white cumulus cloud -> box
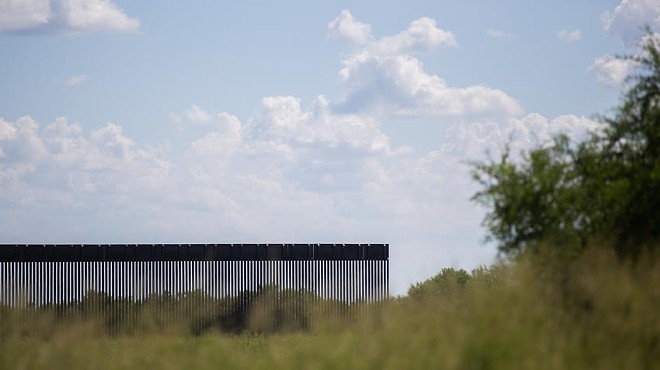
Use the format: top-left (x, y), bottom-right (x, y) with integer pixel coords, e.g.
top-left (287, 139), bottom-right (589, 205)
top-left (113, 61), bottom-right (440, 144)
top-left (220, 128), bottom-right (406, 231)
top-left (368, 17), bottom-right (457, 55)
top-left (0, 0), bottom-right (50, 32)
top-left (334, 53), bottom-right (522, 118)
top-left (557, 29), bottom-right (582, 43)
top-left (328, 11), bottom-right (522, 119)
top-left (184, 104), bottom-right (212, 124)
top-left (487, 28), bottom-right (513, 38)
top-left (588, 33), bottom-right (659, 87)
top-left (0, 0), bottom-right (139, 33)
top-left (64, 74), bottom-right (88, 86)
top-left (601, 0), bottom-right (660, 46)
top-left (589, 55), bottom-right (638, 86)
top-left (326, 9), bottom-right (372, 45)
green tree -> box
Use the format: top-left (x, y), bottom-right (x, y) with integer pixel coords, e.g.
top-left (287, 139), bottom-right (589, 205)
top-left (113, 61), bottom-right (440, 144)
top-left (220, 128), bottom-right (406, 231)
top-left (408, 268), bottom-right (471, 300)
top-left (472, 33), bottom-right (660, 260)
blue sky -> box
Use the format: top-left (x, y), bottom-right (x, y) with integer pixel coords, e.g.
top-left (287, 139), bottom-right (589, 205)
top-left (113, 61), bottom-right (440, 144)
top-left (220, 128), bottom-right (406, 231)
top-left (1, 0), bottom-right (659, 293)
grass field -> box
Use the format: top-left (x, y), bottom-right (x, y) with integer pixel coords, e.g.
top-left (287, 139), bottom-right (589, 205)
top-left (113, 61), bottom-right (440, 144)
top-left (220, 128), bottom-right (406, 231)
top-left (1, 249), bottom-right (658, 370)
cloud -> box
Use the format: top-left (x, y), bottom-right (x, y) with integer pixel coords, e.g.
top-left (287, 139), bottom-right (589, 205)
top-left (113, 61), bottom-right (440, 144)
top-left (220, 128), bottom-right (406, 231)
top-left (185, 105), bottom-right (212, 124)
top-left (327, 10), bottom-right (456, 54)
top-left (487, 28), bottom-right (513, 38)
top-left (557, 29), bottom-right (582, 43)
top-left (0, 116), bottom-right (166, 209)
top-left (169, 104), bottom-right (215, 126)
top-left (334, 53), bottom-right (522, 118)
top-left (589, 55), bottom-right (638, 86)
top-left (0, 0), bottom-right (139, 33)
top-left (328, 11), bottom-right (522, 119)
top-left (64, 74), bottom-right (88, 86)
top-left (57, 0), bottom-right (139, 32)
top-left (0, 0), bottom-right (50, 32)
top-left (244, 95), bottom-right (390, 154)
top-left (588, 33), bottom-right (659, 87)
top-left (326, 9), bottom-right (372, 45)
top-left (601, 0), bottom-right (660, 46)
top-left (445, 114), bottom-right (604, 161)
top-left (368, 17), bottom-right (457, 55)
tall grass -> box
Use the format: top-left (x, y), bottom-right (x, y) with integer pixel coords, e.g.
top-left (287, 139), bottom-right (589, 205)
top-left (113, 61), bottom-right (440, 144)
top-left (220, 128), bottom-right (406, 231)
top-left (1, 248), bottom-right (658, 370)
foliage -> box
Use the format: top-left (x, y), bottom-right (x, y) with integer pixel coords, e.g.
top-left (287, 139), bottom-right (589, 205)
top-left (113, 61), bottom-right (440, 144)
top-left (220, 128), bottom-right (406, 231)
top-left (1, 249), bottom-right (658, 370)
top-left (407, 267), bottom-right (470, 299)
top-left (407, 266), bottom-right (502, 300)
top-left (0, 285), bottom-right (356, 337)
top-left (472, 34), bottom-right (660, 260)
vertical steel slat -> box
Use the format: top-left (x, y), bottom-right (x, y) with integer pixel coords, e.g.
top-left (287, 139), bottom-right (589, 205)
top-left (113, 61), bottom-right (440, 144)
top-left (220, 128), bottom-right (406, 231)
top-left (243, 259), bottom-right (247, 321)
top-left (16, 261), bottom-right (21, 327)
top-left (222, 260), bottom-right (226, 318)
top-left (3, 261), bottom-right (6, 309)
top-left (212, 259), bottom-right (216, 323)
top-left (12, 261), bottom-right (16, 323)
top-left (8, 261), bottom-right (11, 312)
top-left (236, 260), bottom-right (245, 322)
top-left (161, 258), bottom-right (165, 332)
top-left (325, 259), bottom-right (330, 321)
top-left (292, 259), bottom-right (296, 324)
top-left (155, 258), bottom-right (158, 334)
top-left (111, 260), bottom-right (115, 333)
top-left (237, 259), bottom-right (241, 320)
top-left (123, 260), bottom-right (127, 331)
top-left (180, 259), bottom-right (184, 326)
top-left (349, 260), bottom-right (353, 323)
top-left (202, 260), bottom-right (206, 326)
top-left (294, 260), bottom-right (298, 324)
top-left (231, 260), bottom-right (235, 323)
top-left (65, 260), bottom-right (70, 319)
top-left (1, 261), bottom-right (4, 310)
top-left (106, 260), bottom-right (110, 333)
top-left (9, 260), bottom-right (12, 309)
top-left (331, 260), bottom-right (335, 320)
top-left (299, 260), bottom-right (303, 324)
top-left (327, 259), bottom-right (331, 323)
top-left (62, 259), bottom-right (66, 319)
top-left (166, 260), bottom-right (170, 328)
top-left (1, 261), bottom-right (4, 309)
top-left (28, 260), bottom-right (33, 314)
top-left (93, 260), bottom-right (97, 333)
top-left (242, 259), bottom-right (246, 320)
top-left (246, 257), bottom-right (249, 321)
top-left (177, 259), bottom-right (181, 326)
top-left (114, 260), bottom-right (118, 331)
top-left (287, 259), bottom-right (292, 326)
top-left (337, 259), bottom-right (341, 321)
top-left (103, 260), bottom-right (107, 330)
top-left (278, 260), bottom-right (283, 328)
top-left (320, 259), bottom-right (325, 324)
top-left (127, 260), bottom-right (131, 333)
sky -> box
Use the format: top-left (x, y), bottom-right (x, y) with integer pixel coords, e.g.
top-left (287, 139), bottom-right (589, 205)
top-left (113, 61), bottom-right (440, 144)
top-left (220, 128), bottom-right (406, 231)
top-left (1, 0), bottom-right (659, 294)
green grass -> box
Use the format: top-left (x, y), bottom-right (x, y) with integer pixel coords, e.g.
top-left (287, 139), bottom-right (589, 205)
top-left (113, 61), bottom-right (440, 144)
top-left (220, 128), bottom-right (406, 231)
top-left (1, 249), bottom-right (659, 370)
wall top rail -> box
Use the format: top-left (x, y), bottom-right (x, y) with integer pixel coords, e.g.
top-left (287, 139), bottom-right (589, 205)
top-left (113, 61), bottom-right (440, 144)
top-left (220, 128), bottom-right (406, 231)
top-left (0, 244), bottom-right (389, 262)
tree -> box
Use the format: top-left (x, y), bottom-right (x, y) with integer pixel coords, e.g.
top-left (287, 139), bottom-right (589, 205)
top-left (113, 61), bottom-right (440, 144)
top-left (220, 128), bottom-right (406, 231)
top-left (472, 33), bottom-right (660, 260)
top-left (408, 268), bottom-right (471, 300)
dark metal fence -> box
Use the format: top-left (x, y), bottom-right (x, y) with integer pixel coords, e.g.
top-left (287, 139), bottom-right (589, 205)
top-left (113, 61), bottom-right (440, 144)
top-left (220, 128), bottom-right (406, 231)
top-left (0, 244), bottom-right (388, 334)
